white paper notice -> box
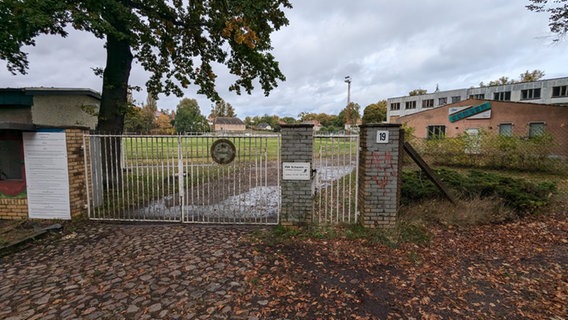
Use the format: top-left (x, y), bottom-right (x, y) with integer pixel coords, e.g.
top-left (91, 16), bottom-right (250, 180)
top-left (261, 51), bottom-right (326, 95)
top-left (23, 130), bottom-right (71, 219)
top-left (282, 162), bottom-right (311, 180)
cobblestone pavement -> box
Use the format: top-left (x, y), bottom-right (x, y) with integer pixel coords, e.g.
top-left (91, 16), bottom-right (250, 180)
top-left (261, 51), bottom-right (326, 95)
top-left (0, 223), bottom-right (268, 319)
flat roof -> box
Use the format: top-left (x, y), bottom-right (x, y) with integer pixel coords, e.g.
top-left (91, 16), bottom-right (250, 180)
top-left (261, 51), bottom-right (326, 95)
top-left (0, 87), bottom-right (101, 106)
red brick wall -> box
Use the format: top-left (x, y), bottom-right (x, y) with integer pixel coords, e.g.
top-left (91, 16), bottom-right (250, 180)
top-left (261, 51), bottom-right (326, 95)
top-left (396, 99), bottom-right (568, 157)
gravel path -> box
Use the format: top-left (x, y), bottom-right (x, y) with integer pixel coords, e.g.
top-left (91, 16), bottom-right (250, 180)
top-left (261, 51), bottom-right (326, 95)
top-left (0, 224), bottom-right (267, 319)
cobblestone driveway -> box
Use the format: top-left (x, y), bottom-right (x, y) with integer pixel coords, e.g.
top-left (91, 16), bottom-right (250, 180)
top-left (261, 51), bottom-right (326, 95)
top-left (0, 224), bottom-right (266, 319)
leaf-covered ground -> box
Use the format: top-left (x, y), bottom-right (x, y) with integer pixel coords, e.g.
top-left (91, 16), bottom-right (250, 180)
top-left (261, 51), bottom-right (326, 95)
top-left (236, 211), bottom-right (567, 319)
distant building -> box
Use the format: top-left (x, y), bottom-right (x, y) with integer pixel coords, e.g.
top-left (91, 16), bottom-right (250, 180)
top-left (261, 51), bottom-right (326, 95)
top-left (212, 117), bottom-right (245, 132)
top-left (302, 120), bottom-right (322, 131)
top-left (256, 122), bottom-right (272, 131)
top-left (395, 98), bottom-right (568, 158)
top-left (387, 77), bottom-right (568, 123)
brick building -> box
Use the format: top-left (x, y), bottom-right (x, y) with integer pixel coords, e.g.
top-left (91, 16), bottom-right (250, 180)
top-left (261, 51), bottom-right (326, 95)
top-left (0, 88), bottom-right (100, 220)
top-left (211, 117), bottom-right (246, 132)
top-left (395, 99), bottom-right (568, 158)
top-left (387, 77), bottom-right (568, 123)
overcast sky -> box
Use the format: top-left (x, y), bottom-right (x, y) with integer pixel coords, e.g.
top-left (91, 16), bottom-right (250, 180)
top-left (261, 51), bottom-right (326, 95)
top-left (1, 0), bottom-right (567, 119)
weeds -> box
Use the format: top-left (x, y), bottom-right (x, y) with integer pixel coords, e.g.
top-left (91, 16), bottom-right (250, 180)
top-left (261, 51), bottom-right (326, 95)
top-left (262, 222), bottom-right (432, 248)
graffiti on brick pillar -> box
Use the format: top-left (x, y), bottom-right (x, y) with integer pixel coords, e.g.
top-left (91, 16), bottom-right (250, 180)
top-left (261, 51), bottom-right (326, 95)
top-left (371, 151), bottom-right (396, 194)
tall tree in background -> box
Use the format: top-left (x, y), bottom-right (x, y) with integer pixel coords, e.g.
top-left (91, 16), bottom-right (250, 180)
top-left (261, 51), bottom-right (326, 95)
top-left (339, 102), bottom-right (361, 127)
top-left (174, 98), bottom-right (209, 133)
top-left (409, 89), bottom-right (428, 96)
top-left (209, 99), bottom-right (236, 118)
top-left (479, 69), bottom-right (546, 86)
top-left (124, 106), bottom-right (152, 133)
top-left (520, 69), bottom-right (545, 82)
top-left (362, 100), bottom-right (387, 124)
top-left (123, 93), bottom-right (157, 133)
top-left (156, 113), bottom-right (174, 134)
top-left (0, 0), bottom-right (292, 133)
top-left (527, 0), bottom-right (568, 41)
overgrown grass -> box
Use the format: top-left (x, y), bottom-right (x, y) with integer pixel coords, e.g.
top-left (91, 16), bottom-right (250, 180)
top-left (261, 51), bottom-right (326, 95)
top-left (258, 222), bottom-right (432, 248)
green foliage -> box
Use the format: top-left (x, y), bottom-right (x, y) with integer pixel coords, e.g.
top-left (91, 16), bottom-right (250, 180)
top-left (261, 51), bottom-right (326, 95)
top-left (479, 69), bottom-right (546, 87)
top-left (401, 169), bottom-right (557, 215)
top-left (1, 0), bottom-right (292, 132)
top-left (209, 99), bottom-right (236, 118)
top-left (362, 100), bottom-right (387, 124)
top-left (408, 88), bottom-right (427, 96)
top-left (298, 112), bottom-right (340, 128)
top-left (338, 102), bottom-right (361, 126)
top-left (415, 130), bottom-right (566, 173)
top-left (173, 98), bottom-right (209, 133)
top-left (519, 69), bottom-right (545, 82)
top-left (264, 223), bottom-right (431, 247)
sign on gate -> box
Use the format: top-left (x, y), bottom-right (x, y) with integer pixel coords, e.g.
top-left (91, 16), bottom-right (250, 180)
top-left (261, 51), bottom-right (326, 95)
top-left (282, 162), bottom-right (311, 180)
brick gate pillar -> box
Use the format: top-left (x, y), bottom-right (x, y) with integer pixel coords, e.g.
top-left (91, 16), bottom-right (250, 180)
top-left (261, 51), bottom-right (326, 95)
top-left (358, 124), bottom-right (404, 228)
top-left (280, 124), bottom-right (314, 225)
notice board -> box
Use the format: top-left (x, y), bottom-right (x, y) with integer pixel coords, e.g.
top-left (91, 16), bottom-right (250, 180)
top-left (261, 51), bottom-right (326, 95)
top-left (23, 130), bottom-right (71, 219)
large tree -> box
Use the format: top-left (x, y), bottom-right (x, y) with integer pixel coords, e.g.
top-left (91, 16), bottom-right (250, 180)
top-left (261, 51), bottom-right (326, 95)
top-left (527, 0), bottom-right (568, 40)
top-left (174, 98), bottom-right (209, 133)
top-left (209, 99), bottom-right (236, 118)
top-left (0, 0), bottom-right (292, 133)
top-left (338, 102), bottom-right (361, 127)
top-left (362, 100), bottom-right (387, 124)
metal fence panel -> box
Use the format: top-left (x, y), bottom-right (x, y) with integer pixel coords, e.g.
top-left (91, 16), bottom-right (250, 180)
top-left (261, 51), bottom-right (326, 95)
top-left (85, 133), bottom-right (280, 224)
top-left (313, 134), bottom-right (359, 224)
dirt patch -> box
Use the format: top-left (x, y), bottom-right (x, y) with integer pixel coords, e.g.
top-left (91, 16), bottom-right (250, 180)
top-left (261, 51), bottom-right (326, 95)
top-left (239, 210), bottom-right (567, 319)
top-left (0, 219), bottom-right (66, 255)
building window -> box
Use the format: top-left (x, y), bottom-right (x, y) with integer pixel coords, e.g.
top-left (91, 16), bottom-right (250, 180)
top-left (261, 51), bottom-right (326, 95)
top-left (451, 96), bottom-right (461, 103)
top-left (405, 101), bottom-right (416, 109)
top-left (552, 85), bottom-right (568, 97)
top-left (528, 122), bottom-right (545, 138)
top-left (469, 94), bottom-right (485, 99)
top-left (427, 125), bottom-right (446, 139)
top-left (494, 91), bottom-right (511, 101)
top-left (521, 88), bottom-right (541, 100)
top-left (499, 123), bottom-right (513, 137)
top-left (0, 131), bottom-right (26, 197)
top-left (0, 132), bottom-right (24, 180)
top-left (390, 102), bottom-right (400, 111)
top-left (422, 99), bottom-right (434, 108)
top-left (438, 97), bottom-right (447, 105)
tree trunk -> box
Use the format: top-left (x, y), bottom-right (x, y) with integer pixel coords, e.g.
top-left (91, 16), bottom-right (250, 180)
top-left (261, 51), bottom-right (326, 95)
top-left (96, 33), bottom-right (133, 188)
top-left (97, 34), bottom-right (133, 133)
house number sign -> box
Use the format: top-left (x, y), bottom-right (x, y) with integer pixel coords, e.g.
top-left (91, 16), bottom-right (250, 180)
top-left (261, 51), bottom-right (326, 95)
top-left (376, 130), bottom-right (389, 144)
top-left (210, 139), bottom-right (236, 164)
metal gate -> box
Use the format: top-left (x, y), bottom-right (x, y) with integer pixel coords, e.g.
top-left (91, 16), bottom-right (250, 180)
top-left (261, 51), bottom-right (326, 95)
top-left (84, 133), bottom-right (280, 224)
top-left (312, 134), bottom-right (359, 224)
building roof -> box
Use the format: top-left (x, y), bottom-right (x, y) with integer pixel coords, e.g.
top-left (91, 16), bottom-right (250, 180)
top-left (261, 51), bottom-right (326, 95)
top-left (256, 122), bottom-right (271, 129)
top-left (0, 88), bottom-right (101, 106)
top-left (213, 117), bottom-right (245, 125)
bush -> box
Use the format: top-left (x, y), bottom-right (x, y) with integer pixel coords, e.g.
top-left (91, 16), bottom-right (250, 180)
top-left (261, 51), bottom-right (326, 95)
top-left (412, 130), bottom-right (567, 174)
top-left (401, 169), bottom-right (557, 215)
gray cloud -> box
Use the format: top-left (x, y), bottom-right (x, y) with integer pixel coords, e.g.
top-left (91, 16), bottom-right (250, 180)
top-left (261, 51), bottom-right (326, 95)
top-left (0, 0), bottom-right (566, 119)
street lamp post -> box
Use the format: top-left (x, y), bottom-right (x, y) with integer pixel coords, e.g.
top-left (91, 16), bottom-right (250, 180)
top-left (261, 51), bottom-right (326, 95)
top-left (344, 76), bottom-right (352, 132)
top-left (345, 76), bottom-right (351, 106)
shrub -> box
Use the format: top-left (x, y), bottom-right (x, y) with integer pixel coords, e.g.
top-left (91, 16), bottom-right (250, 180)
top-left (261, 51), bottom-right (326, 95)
top-left (401, 169), bottom-right (557, 215)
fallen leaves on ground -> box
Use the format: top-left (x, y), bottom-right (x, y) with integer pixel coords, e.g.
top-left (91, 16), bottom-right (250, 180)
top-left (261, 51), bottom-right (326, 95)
top-left (236, 212), bottom-right (567, 319)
